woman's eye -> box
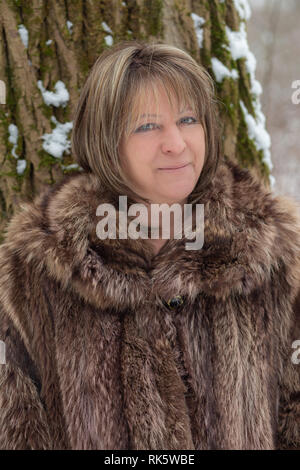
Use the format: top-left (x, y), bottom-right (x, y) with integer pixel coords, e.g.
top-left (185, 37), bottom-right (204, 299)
top-left (135, 117), bottom-right (198, 133)
top-left (135, 123), bottom-right (157, 133)
top-left (181, 116), bottom-right (198, 125)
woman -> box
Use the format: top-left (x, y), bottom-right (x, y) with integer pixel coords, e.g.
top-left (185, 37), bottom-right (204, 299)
top-left (0, 40), bottom-right (299, 450)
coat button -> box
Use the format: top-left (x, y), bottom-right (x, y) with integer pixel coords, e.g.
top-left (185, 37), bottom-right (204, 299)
top-left (164, 295), bottom-right (185, 310)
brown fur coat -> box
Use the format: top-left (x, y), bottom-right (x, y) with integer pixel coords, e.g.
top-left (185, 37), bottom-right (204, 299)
top-left (0, 157), bottom-right (300, 450)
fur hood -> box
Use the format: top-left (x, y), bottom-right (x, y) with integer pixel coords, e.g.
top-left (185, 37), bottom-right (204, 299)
top-left (0, 156), bottom-right (300, 450)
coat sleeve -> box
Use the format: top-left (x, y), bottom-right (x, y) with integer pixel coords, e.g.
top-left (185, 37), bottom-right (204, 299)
top-left (276, 288), bottom-right (300, 450)
top-left (0, 295), bottom-right (54, 450)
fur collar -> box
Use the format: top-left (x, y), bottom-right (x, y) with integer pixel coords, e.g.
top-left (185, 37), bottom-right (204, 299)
top-left (3, 157), bottom-right (300, 312)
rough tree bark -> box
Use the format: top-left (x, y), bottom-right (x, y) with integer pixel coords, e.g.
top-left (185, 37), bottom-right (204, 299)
top-left (0, 0), bottom-right (272, 239)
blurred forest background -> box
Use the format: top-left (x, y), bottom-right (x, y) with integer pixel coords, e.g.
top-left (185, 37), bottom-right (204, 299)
top-left (248, 0), bottom-right (300, 202)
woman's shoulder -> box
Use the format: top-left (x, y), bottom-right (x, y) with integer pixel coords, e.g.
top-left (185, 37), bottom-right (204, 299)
top-left (221, 156), bottom-right (300, 235)
top-left (197, 156), bottom-right (300, 300)
top-left (0, 170), bottom-right (100, 257)
top-left (0, 171), bottom-right (99, 299)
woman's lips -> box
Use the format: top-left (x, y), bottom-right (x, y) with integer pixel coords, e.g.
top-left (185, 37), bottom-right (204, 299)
top-left (158, 163), bottom-right (190, 172)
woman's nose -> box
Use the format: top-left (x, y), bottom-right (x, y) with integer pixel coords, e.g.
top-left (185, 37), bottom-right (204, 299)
top-left (161, 126), bottom-right (187, 154)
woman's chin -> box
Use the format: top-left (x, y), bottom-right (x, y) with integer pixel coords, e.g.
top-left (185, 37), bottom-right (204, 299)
top-left (151, 193), bottom-right (192, 205)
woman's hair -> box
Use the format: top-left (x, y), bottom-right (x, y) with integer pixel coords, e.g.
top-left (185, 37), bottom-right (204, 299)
top-left (71, 40), bottom-right (222, 205)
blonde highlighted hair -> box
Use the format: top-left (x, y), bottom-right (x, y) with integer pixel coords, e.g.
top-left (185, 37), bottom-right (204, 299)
top-left (71, 40), bottom-right (221, 205)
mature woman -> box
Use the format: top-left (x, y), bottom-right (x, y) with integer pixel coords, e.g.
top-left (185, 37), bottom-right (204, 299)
top-left (0, 40), bottom-right (299, 450)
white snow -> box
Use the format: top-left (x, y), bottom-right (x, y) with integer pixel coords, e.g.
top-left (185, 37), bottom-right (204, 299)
top-left (61, 163), bottom-right (81, 171)
top-left (8, 124), bottom-right (27, 174)
top-left (8, 124), bottom-right (18, 145)
top-left (240, 100), bottom-right (272, 171)
top-left (191, 13), bottom-right (205, 49)
top-left (41, 116), bottom-right (73, 159)
top-left (8, 123), bottom-right (19, 158)
top-left (104, 35), bottom-right (113, 46)
top-left (102, 22), bottom-right (113, 34)
top-left (37, 80), bottom-right (69, 108)
top-left (226, 20), bottom-right (273, 182)
top-left (225, 23), bottom-right (261, 96)
top-left (37, 79), bottom-right (73, 161)
top-left (16, 159), bottom-right (26, 175)
top-left (66, 20), bottom-right (73, 34)
top-left (18, 24), bottom-right (28, 49)
top-left (269, 175), bottom-right (276, 189)
top-left (225, 24), bottom-right (249, 61)
top-left (233, 0), bottom-right (251, 21)
top-left (46, 39), bottom-right (52, 45)
top-left (211, 57), bottom-right (239, 83)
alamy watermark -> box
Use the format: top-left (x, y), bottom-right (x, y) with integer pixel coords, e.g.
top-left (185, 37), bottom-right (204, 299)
top-left (291, 339), bottom-right (300, 365)
top-left (291, 80), bottom-right (300, 104)
top-left (0, 79), bottom-right (6, 105)
top-left (0, 340), bottom-right (6, 364)
top-left (95, 196), bottom-right (204, 250)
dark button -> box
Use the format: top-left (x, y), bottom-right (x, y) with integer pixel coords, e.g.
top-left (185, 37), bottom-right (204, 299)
top-left (163, 295), bottom-right (185, 311)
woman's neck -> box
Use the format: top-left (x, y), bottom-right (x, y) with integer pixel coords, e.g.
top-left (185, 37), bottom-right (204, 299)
top-left (142, 198), bottom-right (188, 257)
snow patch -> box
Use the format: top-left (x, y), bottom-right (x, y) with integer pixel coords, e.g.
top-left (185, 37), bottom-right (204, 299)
top-left (66, 20), bottom-right (73, 34)
top-left (225, 23), bottom-right (249, 61)
top-left (16, 159), bottom-right (26, 175)
top-left (226, 21), bottom-right (273, 183)
top-left (18, 24), bottom-right (28, 49)
top-left (8, 124), bottom-right (27, 174)
top-left (225, 23), bottom-right (261, 96)
top-left (232, 0), bottom-right (251, 21)
top-left (211, 57), bottom-right (239, 83)
top-left (61, 163), bottom-right (82, 171)
top-left (8, 123), bottom-right (19, 158)
top-left (191, 13), bottom-right (205, 49)
top-left (269, 174), bottom-right (276, 189)
top-left (104, 35), bottom-right (113, 46)
top-left (240, 100), bottom-right (272, 171)
top-left (41, 116), bottom-right (73, 159)
top-left (102, 22), bottom-right (113, 34)
top-left (37, 80), bottom-right (69, 108)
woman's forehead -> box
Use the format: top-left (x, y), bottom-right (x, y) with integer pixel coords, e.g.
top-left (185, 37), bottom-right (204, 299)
top-left (132, 87), bottom-right (193, 115)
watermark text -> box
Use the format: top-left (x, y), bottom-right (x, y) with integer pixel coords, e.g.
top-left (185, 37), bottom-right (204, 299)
top-left (96, 196), bottom-right (204, 250)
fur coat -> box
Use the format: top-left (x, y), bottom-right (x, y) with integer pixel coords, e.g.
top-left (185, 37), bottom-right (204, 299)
top-left (0, 157), bottom-right (300, 450)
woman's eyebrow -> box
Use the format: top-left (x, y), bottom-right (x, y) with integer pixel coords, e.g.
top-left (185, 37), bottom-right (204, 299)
top-left (140, 108), bottom-right (193, 118)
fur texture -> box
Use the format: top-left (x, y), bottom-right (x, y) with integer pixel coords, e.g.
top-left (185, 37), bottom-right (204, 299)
top-left (0, 156), bottom-right (300, 450)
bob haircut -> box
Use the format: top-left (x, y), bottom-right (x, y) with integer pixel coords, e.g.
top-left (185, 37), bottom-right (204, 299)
top-left (71, 40), bottom-right (221, 205)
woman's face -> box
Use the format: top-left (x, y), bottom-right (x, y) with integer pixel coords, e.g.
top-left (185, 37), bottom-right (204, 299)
top-left (119, 85), bottom-right (206, 205)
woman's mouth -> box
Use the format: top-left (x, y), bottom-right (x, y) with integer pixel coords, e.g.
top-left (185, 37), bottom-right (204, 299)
top-left (158, 163), bottom-right (190, 172)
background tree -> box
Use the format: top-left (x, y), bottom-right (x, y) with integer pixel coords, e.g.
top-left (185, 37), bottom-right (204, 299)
top-left (0, 0), bottom-right (273, 238)
top-left (248, 0), bottom-right (300, 202)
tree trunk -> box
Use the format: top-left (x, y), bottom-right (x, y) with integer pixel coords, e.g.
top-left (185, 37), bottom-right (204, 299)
top-left (0, 0), bottom-right (272, 239)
